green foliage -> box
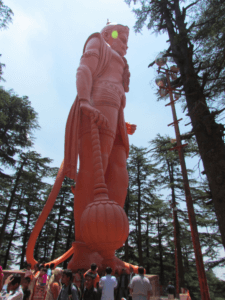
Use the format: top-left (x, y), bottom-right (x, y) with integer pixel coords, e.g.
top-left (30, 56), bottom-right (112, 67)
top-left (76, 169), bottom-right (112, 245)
top-left (0, 54), bottom-right (5, 82)
top-left (193, 0), bottom-right (225, 100)
top-left (0, 150), bottom-right (54, 266)
top-left (206, 269), bottom-right (225, 300)
top-left (0, 1), bottom-right (13, 81)
top-left (124, 4), bottom-right (225, 298)
top-left (119, 140), bottom-right (224, 300)
top-left (0, 0), bottom-right (13, 30)
top-left (0, 88), bottom-right (39, 170)
top-left (31, 176), bottom-right (75, 266)
top-left (0, 89), bottom-right (223, 298)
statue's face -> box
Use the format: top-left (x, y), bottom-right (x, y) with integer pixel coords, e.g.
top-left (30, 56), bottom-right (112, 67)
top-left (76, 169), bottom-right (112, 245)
top-left (102, 27), bottom-right (128, 57)
top-left (111, 31), bottom-right (128, 57)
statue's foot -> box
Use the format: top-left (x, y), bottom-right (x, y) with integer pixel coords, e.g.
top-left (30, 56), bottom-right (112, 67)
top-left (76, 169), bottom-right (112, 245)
top-left (102, 256), bottom-right (139, 274)
top-left (67, 242), bottom-right (103, 271)
top-left (66, 242), bottom-right (139, 274)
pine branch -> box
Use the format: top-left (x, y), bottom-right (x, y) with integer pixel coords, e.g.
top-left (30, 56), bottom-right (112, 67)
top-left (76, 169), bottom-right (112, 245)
top-left (206, 257), bottom-right (225, 269)
top-left (201, 71), bottom-right (209, 90)
top-left (187, 21), bottom-right (195, 32)
top-left (183, 0), bottom-right (200, 13)
top-left (180, 132), bottom-right (195, 140)
top-left (211, 108), bottom-right (225, 118)
top-left (195, 62), bottom-right (202, 75)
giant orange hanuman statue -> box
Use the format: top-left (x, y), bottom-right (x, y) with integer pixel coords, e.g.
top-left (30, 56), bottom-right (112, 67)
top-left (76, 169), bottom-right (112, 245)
top-left (26, 22), bottom-right (137, 273)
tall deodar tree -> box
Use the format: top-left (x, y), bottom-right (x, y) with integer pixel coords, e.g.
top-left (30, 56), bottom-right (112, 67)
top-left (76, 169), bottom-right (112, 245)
top-left (125, 0), bottom-right (225, 250)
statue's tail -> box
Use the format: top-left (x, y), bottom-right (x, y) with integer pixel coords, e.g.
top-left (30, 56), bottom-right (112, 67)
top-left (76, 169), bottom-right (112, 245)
top-left (26, 160), bottom-right (74, 267)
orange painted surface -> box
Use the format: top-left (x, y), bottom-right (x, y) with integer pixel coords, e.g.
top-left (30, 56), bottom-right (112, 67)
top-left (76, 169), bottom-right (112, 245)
top-left (26, 22), bottom-right (137, 273)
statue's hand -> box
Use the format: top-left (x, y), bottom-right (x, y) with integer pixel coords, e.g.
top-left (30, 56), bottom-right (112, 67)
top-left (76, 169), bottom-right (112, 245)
top-left (80, 100), bottom-right (109, 128)
top-left (126, 122), bottom-right (137, 135)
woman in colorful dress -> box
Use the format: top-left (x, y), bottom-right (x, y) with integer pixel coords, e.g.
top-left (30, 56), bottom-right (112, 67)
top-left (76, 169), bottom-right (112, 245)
top-left (32, 266), bottom-right (47, 300)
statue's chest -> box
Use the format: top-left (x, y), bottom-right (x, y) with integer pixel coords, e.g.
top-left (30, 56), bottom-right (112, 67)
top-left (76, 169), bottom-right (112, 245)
top-left (103, 51), bottom-right (125, 80)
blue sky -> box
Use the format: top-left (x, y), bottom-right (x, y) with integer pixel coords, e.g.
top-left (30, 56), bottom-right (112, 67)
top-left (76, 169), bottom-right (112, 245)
top-left (1, 0), bottom-right (224, 280)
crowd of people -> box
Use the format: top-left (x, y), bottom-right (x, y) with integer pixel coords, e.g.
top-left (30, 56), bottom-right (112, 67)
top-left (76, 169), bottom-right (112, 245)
top-left (0, 263), bottom-right (153, 300)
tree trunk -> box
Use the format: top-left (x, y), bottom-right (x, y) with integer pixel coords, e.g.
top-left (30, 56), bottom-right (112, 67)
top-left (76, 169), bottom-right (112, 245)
top-left (44, 230), bottom-right (48, 261)
top-left (20, 213), bottom-right (31, 269)
top-left (166, 0), bottom-right (225, 250)
top-left (158, 216), bottom-right (164, 285)
top-left (3, 202), bottom-right (21, 269)
top-left (163, 4), bottom-right (213, 299)
top-left (34, 228), bottom-right (43, 261)
top-left (124, 188), bottom-right (130, 262)
top-left (174, 213), bottom-right (185, 288)
top-left (166, 159), bottom-right (185, 289)
top-left (184, 244), bottom-right (189, 271)
top-left (146, 214), bottom-right (150, 274)
top-left (51, 191), bottom-right (65, 260)
top-left (183, 52), bottom-right (225, 249)
top-left (137, 160), bottom-right (143, 265)
top-left (0, 156), bottom-right (26, 248)
top-left (63, 211), bottom-right (74, 269)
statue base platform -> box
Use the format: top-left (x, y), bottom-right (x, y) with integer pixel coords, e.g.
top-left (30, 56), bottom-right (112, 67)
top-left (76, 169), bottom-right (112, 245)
top-left (67, 241), bottom-right (139, 273)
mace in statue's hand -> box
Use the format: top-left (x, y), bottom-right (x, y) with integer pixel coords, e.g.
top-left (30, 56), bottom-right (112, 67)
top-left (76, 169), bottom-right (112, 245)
top-left (80, 99), bottom-right (109, 128)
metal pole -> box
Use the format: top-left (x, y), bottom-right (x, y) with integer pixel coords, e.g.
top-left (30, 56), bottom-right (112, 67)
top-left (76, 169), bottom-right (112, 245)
top-left (165, 69), bottom-right (211, 300)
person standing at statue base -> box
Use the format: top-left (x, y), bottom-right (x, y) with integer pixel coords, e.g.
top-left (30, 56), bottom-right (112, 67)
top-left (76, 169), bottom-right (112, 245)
top-left (99, 267), bottom-right (117, 300)
top-left (1, 274), bottom-right (23, 300)
top-left (166, 281), bottom-right (175, 300)
top-left (82, 273), bottom-right (99, 300)
top-left (84, 264), bottom-right (100, 289)
top-left (128, 267), bottom-right (152, 300)
top-left (117, 269), bottom-right (130, 300)
top-left (57, 270), bottom-right (78, 300)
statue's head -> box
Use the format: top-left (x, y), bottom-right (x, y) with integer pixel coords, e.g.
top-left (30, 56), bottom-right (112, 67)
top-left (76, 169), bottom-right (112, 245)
top-left (100, 22), bottom-right (129, 57)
